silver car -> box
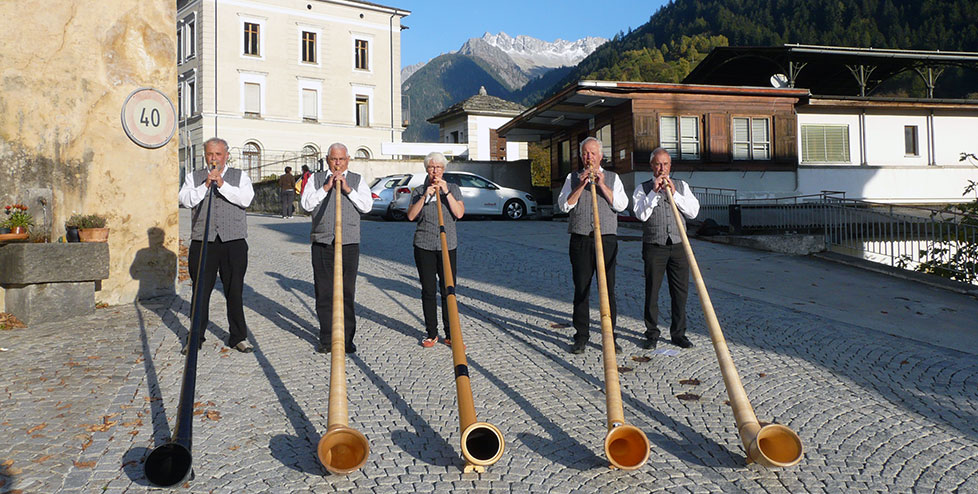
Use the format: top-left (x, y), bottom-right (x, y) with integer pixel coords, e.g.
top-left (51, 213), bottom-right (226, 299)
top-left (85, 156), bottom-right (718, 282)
top-left (369, 174), bottom-right (413, 220)
top-left (391, 171), bottom-right (537, 220)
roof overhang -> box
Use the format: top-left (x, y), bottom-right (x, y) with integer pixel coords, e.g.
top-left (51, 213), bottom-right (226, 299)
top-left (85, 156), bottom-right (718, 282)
top-left (497, 80), bottom-right (809, 142)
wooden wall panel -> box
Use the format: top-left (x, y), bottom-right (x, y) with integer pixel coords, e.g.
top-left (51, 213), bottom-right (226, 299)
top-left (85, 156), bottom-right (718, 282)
top-left (708, 112), bottom-right (730, 162)
top-left (774, 112), bottom-right (797, 163)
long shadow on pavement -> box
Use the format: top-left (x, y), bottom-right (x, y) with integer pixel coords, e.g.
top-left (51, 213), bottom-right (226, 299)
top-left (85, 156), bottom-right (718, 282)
top-left (459, 303), bottom-right (739, 468)
top-left (466, 357), bottom-right (602, 470)
top-left (349, 355), bottom-right (457, 468)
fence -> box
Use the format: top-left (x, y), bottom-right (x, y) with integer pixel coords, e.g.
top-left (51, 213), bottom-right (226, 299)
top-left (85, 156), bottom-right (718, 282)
top-left (690, 188), bottom-right (978, 284)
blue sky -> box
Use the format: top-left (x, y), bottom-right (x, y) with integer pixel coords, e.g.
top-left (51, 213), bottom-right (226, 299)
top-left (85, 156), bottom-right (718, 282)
top-left (395, 1), bottom-right (670, 68)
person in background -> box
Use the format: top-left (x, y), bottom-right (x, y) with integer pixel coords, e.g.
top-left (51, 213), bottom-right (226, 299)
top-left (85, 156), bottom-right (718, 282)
top-left (278, 166), bottom-right (295, 218)
top-left (632, 147), bottom-right (700, 350)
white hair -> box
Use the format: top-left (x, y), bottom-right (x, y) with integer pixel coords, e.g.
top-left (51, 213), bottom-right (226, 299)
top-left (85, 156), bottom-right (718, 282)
top-left (424, 151), bottom-right (447, 168)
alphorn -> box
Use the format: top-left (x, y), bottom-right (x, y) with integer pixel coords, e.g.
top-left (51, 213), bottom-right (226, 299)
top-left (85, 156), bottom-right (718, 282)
top-left (588, 173), bottom-right (651, 470)
top-left (144, 177), bottom-right (218, 487)
top-left (435, 190), bottom-right (505, 473)
top-left (316, 179), bottom-right (370, 474)
top-left (664, 182), bottom-right (802, 467)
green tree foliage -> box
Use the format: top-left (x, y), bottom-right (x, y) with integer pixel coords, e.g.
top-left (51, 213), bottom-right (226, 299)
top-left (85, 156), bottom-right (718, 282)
top-left (898, 176), bottom-right (978, 284)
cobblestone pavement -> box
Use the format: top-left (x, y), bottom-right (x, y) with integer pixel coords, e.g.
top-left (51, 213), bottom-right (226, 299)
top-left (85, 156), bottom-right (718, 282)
top-left (2, 211), bottom-right (977, 493)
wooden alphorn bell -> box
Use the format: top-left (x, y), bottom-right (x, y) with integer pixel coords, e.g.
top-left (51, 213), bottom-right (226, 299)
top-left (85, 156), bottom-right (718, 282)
top-left (435, 189), bottom-right (505, 473)
top-left (588, 171), bottom-right (651, 470)
top-left (663, 182), bottom-right (802, 467)
top-left (316, 179), bottom-right (370, 474)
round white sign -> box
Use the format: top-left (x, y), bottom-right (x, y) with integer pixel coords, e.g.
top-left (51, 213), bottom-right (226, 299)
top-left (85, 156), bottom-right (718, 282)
top-left (121, 87), bottom-right (177, 149)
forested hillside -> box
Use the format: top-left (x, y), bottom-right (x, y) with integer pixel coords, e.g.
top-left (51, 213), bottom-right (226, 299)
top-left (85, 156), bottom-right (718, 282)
top-left (545, 0), bottom-right (978, 103)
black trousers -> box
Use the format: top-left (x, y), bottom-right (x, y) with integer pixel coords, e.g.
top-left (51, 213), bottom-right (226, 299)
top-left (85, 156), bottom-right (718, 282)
top-left (280, 189), bottom-right (295, 217)
top-left (642, 242), bottom-right (689, 341)
top-left (569, 233), bottom-right (617, 343)
top-left (188, 238), bottom-right (249, 347)
top-left (312, 242), bottom-right (359, 347)
top-left (414, 246), bottom-right (457, 339)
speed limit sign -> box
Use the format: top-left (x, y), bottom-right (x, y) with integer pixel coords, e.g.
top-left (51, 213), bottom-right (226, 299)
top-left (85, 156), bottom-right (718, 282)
top-left (121, 87), bottom-right (177, 149)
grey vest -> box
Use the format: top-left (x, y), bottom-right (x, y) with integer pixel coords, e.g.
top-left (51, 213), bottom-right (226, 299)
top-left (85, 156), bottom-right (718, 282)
top-left (190, 168), bottom-right (248, 242)
top-left (640, 178), bottom-right (686, 245)
top-left (568, 170), bottom-right (619, 236)
top-left (310, 171), bottom-right (362, 245)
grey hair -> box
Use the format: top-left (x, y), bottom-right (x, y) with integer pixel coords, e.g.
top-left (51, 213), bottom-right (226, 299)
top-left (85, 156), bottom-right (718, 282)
top-left (650, 147), bottom-right (671, 162)
top-left (579, 136), bottom-right (602, 156)
top-left (204, 137), bottom-right (229, 152)
top-left (424, 151), bottom-right (448, 168)
top-left (327, 142), bottom-right (349, 156)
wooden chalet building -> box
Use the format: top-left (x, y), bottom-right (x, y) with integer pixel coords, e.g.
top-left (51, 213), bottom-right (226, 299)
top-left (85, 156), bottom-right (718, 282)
top-left (500, 45), bottom-right (978, 205)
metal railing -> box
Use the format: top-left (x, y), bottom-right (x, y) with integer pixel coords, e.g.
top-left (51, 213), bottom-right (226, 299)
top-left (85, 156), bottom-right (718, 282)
top-left (691, 187), bottom-right (977, 284)
top-left (823, 198), bottom-right (978, 284)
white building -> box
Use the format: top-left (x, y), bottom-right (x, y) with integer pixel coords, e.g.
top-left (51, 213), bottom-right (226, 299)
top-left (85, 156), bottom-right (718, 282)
top-left (427, 87), bottom-right (528, 161)
top-left (175, 0), bottom-right (409, 180)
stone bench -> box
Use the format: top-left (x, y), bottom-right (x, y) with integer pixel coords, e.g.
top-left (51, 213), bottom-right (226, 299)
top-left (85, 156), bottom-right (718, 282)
top-left (0, 243), bottom-right (110, 325)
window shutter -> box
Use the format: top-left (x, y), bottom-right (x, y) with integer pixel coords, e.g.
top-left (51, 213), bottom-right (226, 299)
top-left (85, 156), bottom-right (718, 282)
top-left (302, 89), bottom-right (316, 119)
top-left (825, 126), bottom-right (849, 162)
top-left (659, 116), bottom-right (678, 157)
top-left (732, 117), bottom-right (749, 160)
top-left (752, 118), bottom-right (770, 160)
top-left (708, 113), bottom-right (730, 162)
top-left (245, 83), bottom-right (260, 114)
top-left (774, 113), bottom-right (797, 163)
top-left (680, 116), bottom-right (699, 160)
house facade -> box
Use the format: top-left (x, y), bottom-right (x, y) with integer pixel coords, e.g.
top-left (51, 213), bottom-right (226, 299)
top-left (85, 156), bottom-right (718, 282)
top-left (500, 46), bottom-right (978, 205)
top-left (176, 0), bottom-right (409, 181)
top-left (427, 87), bottom-right (528, 161)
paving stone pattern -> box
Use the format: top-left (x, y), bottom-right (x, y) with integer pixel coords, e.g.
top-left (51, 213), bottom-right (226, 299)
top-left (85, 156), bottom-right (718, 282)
top-left (1, 212), bottom-right (977, 493)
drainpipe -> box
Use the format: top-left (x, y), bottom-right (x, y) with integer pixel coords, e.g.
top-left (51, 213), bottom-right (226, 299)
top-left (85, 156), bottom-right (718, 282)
top-left (214, 0), bottom-right (218, 136)
top-left (389, 10), bottom-right (398, 146)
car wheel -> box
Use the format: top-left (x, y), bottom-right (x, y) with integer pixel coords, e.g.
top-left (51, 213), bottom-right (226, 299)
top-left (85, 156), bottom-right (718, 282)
top-left (388, 204), bottom-right (407, 221)
top-left (503, 199), bottom-right (526, 220)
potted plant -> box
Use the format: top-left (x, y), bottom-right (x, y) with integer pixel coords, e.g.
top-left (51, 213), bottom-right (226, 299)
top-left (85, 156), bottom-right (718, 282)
top-left (65, 213), bottom-right (83, 242)
top-left (72, 213), bottom-right (109, 242)
top-left (3, 204), bottom-right (34, 235)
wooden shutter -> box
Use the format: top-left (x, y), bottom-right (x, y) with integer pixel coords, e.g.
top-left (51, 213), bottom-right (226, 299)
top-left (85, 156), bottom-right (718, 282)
top-left (633, 114), bottom-right (656, 165)
top-left (774, 113), bottom-right (797, 164)
top-left (708, 113), bottom-right (730, 162)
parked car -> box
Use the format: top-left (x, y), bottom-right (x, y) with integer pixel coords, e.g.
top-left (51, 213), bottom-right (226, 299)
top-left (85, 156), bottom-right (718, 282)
top-left (390, 171), bottom-right (538, 220)
top-left (369, 174), bottom-right (415, 220)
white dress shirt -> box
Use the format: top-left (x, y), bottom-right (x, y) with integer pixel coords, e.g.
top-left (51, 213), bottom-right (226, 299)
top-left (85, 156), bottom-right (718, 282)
top-left (632, 178), bottom-right (700, 221)
top-left (300, 170), bottom-right (373, 213)
top-left (178, 166), bottom-right (255, 209)
top-left (556, 169), bottom-right (629, 213)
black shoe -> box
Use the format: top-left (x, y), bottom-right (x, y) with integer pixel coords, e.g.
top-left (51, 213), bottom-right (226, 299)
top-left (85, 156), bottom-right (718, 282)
top-left (316, 343), bottom-right (329, 354)
top-left (642, 338), bottom-right (658, 350)
top-left (345, 343), bottom-right (357, 354)
top-left (672, 336), bottom-right (694, 348)
top-left (569, 340), bottom-right (586, 354)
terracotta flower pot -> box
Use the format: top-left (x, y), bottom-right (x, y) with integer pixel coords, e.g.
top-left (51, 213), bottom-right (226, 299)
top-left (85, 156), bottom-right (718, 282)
top-left (78, 227), bottom-right (109, 242)
top-left (11, 226), bottom-right (27, 234)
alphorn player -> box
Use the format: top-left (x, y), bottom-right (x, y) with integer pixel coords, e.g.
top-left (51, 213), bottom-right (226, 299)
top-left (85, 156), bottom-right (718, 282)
top-left (406, 152), bottom-right (465, 348)
top-left (632, 147), bottom-right (700, 350)
top-left (557, 137), bottom-right (628, 354)
top-left (301, 143), bottom-right (373, 355)
top-left (177, 137), bottom-right (256, 354)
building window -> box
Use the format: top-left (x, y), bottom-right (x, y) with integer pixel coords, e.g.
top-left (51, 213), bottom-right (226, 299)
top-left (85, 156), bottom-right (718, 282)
top-left (595, 124), bottom-right (612, 165)
top-left (177, 83), bottom-right (183, 117)
top-left (355, 39), bottom-right (369, 70)
top-left (244, 22), bottom-right (260, 56)
top-left (732, 117), bottom-right (770, 160)
top-left (355, 148), bottom-right (371, 159)
top-left (242, 142), bottom-right (262, 182)
top-left (302, 145), bottom-right (318, 170)
top-left (660, 116), bottom-right (700, 160)
top-left (355, 95), bottom-right (369, 126)
top-left (904, 125), bottom-right (919, 156)
top-left (185, 16), bottom-right (196, 58)
top-left (450, 131), bottom-right (459, 143)
top-left (801, 124), bottom-right (850, 163)
top-left (559, 140), bottom-right (571, 177)
top-left (176, 28), bottom-right (183, 63)
top-left (302, 88), bottom-right (317, 121)
top-left (186, 78), bottom-right (196, 116)
top-left (244, 82), bottom-right (261, 116)
top-left (301, 31), bottom-right (316, 63)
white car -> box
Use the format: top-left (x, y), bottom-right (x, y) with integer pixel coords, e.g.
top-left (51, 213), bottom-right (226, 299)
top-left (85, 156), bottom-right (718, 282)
top-left (391, 171), bottom-right (537, 220)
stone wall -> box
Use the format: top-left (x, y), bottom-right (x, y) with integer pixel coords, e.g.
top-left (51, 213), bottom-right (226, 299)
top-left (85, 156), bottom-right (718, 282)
top-left (0, 1), bottom-right (179, 307)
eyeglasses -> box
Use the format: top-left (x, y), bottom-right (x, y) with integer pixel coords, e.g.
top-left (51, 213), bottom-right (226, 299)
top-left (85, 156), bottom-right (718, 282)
top-left (425, 166), bottom-right (445, 171)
